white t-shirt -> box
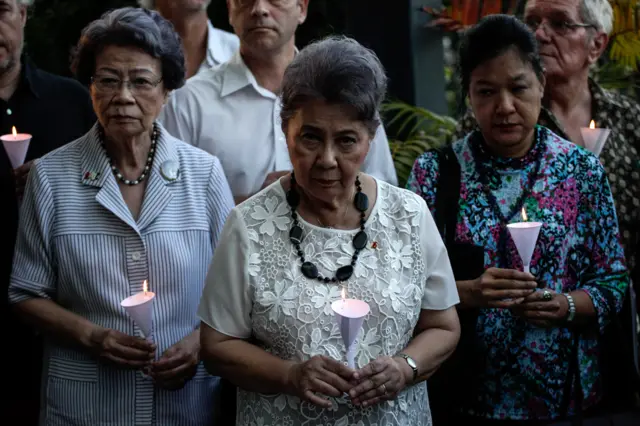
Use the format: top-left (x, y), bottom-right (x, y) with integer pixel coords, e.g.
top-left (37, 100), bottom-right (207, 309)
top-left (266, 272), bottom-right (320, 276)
top-left (198, 177), bottom-right (459, 425)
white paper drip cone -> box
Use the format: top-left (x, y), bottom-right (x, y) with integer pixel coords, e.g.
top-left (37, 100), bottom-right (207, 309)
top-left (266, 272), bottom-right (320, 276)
top-left (2, 136), bottom-right (31, 169)
top-left (121, 292), bottom-right (155, 338)
top-left (507, 222), bottom-right (542, 272)
top-left (331, 299), bottom-right (370, 369)
top-left (579, 128), bottom-right (610, 156)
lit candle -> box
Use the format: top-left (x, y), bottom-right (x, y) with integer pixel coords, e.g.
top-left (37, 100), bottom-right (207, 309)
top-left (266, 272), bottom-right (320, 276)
top-left (1, 126), bottom-right (32, 169)
top-left (331, 287), bottom-right (370, 368)
top-left (121, 280), bottom-right (155, 337)
top-left (506, 207), bottom-right (543, 274)
top-left (579, 119), bottom-right (610, 156)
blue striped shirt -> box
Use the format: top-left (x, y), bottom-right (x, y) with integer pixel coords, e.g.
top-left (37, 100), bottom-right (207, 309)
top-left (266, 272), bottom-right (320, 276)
top-left (9, 123), bottom-right (234, 425)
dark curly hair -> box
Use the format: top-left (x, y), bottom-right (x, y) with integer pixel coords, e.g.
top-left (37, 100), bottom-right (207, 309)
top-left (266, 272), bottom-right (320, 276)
top-left (71, 7), bottom-right (185, 91)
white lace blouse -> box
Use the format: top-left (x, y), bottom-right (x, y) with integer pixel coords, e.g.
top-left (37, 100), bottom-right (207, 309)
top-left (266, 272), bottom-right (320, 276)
top-left (198, 178), bottom-right (459, 426)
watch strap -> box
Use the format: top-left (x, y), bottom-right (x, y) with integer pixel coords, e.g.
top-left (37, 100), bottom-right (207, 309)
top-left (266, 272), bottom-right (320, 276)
top-left (564, 293), bottom-right (576, 322)
top-left (396, 353), bottom-right (418, 381)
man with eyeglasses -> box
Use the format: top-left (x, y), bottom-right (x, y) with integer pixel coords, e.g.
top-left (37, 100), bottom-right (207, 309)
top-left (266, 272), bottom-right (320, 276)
top-left (452, 0), bottom-right (640, 419)
top-left (457, 0), bottom-right (639, 274)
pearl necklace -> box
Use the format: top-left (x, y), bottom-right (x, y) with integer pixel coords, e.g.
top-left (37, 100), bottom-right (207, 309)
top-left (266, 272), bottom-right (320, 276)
top-left (99, 124), bottom-right (159, 186)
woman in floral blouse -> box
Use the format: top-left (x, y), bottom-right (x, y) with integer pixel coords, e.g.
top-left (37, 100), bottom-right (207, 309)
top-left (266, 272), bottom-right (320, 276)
top-left (407, 15), bottom-right (629, 425)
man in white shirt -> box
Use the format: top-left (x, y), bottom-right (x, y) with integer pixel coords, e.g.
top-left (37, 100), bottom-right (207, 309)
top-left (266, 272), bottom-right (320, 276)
top-left (160, 0), bottom-right (398, 203)
top-left (139, 0), bottom-right (239, 78)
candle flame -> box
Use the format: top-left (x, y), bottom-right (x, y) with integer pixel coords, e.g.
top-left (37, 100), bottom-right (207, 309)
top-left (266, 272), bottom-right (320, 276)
top-left (589, 120), bottom-right (595, 129)
top-left (341, 288), bottom-right (346, 301)
top-left (143, 280), bottom-right (148, 295)
top-left (522, 207), bottom-right (528, 222)
top-left (12, 126), bottom-right (16, 136)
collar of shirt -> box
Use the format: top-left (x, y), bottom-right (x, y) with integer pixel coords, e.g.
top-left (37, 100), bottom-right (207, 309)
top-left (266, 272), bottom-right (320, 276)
top-left (539, 77), bottom-right (623, 139)
top-left (220, 48), bottom-right (299, 100)
top-left (205, 20), bottom-right (228, 67)
top-left (80, 122), bottom-right (180, 190)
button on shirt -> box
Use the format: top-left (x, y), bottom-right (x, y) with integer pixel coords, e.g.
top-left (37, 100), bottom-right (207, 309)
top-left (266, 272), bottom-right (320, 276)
top-left (195, 20), bottom-right (239, 77)
top-left (160, 51), bottom-right (398, 198)
top-left (9, 124), bottom-right (235, 425)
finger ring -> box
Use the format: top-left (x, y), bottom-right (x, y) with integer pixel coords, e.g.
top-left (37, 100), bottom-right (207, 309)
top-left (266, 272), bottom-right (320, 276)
top-left (380, 383), bottom-right (388, 395)
top-left (542, 290), bottom-right (553, 301)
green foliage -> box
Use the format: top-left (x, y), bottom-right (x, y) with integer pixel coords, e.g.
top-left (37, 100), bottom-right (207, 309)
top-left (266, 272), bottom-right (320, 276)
top-left (593, 60), bottom-right (640, 98)
top-left (382, 101), bottom-right (458, 187)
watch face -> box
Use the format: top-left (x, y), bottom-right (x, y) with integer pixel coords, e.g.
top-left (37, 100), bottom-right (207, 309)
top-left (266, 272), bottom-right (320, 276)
top-left (407, 357), bottom-right (417, 369)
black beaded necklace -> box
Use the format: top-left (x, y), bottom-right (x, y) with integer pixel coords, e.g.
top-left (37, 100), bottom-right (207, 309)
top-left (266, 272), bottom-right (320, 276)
top-left (287, 173), bottom-right (369, 283)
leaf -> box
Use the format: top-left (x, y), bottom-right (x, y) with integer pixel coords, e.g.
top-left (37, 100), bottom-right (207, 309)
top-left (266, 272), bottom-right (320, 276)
top-left (287, 395), bottom-right (300, 410)
top-left (334, 415), bottom-right (349, 426)
top-left (325, 344), bottom-right (342, 360)
top-left (304, 242), bottom-right (316, 258)
top-left (397, 221), bottom-right (412, 235)
top-left (381, 99), bottom-right (457, 187)
top-left (247, 228), bottom-right (259, 243)
top-left (274, 394), bottom-right (287, 411)
top-left (261, 399), bottom-right (272, 414)
top-left (324, 236), bottom-right (340, 251)
top-left (318, 256), bottom-right (338, 272)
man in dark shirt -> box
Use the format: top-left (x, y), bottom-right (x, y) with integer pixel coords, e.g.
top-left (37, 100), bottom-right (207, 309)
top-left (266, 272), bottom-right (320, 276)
top-left (1, 1), bottom-right (95, 423)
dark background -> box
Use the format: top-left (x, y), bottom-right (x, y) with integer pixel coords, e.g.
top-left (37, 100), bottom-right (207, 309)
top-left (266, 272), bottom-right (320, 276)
top-left (23, 0), bottom-right (451, 116)
top-left (24, 0), bottom-right (347, 78)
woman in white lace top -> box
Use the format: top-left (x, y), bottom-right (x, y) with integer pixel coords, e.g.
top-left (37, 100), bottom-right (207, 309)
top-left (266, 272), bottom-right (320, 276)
top-left (198, 36), bottom-right (461, 426)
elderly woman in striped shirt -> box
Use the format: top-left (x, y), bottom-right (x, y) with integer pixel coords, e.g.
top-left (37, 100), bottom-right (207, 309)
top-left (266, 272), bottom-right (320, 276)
top-left (8, 8), bottom-right (234, 425)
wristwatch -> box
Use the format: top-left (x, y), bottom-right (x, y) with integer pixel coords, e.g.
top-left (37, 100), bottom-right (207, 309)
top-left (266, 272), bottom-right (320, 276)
top-left (564, 293), bottom-right (576, 323)
top-left (396, 353), bottom-right (418, 382)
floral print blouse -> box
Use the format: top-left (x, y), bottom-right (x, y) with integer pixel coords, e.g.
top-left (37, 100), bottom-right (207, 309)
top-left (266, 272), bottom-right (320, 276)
top-left (407, 126), bottom-right (629, 420)
top-left (456, 80), bottom-right (640, 273)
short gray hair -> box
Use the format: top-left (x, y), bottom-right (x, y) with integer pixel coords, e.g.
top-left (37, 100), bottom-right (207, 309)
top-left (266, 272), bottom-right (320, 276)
top-left (71, 7), bottom-right (185, 90)
top-left (18, 0), bottom-right (35, 5)
top-left (280, 36), bottom-right (388, 136)
top-left (579, 0), bottom-right (613, 34)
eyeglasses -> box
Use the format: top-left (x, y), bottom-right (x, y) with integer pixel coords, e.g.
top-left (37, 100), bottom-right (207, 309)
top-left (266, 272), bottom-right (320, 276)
top-left (525, 18), bottom-right (595, 36)
top-left (90, 75), bottom-right (163, 94)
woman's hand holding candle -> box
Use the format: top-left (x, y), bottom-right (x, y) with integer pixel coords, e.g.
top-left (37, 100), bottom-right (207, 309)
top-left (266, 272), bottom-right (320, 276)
top-left (459, 267), bottom-right (537, 308)
top-left (89, 325), bottom-right (156, 368)
top-left (349, 356), bottom-right (409, 407)
top-left (150, 329), bottom-right (201, 390)
top-left (285, 355), bottom-right (355, 408)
